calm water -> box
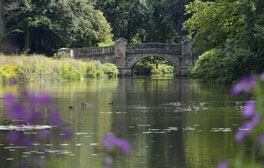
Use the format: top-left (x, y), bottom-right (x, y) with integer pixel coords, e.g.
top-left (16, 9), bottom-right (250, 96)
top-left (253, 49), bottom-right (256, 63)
top-left (0, 76), bottom-right (253, 168)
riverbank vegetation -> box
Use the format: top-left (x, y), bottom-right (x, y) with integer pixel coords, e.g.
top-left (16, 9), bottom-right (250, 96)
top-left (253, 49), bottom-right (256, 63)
top-left (0, 54), bottom-right (119, 84)
top-left (184, 0), bottom-right (264, 83)
top-left (133, 57), bottom-right (174, 75)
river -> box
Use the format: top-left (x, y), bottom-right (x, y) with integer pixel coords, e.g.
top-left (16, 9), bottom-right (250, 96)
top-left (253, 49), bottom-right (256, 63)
top-left (0, 76), bottom-right (253, 168)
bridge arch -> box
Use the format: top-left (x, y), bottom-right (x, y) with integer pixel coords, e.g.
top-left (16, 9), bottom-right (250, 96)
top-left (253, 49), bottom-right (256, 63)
top-left (126, 53), bottom-right (180, 69)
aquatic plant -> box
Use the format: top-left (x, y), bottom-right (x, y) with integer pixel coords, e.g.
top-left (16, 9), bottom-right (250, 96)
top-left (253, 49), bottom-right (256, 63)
top-left (102, 133), bottom-right (132, 168)
top-left (218, 73), bottom-right (264, 167)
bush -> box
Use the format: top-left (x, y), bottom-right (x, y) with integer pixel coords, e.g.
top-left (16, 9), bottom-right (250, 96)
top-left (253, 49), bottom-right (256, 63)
top-left (190, 43), bottom-right (255, 83)
top-left (53, 51), bottom-right (70, 59)
top-left (0, 55), bottom-right (119, 83)
top-left (102, 63), bottom-right (119, 78)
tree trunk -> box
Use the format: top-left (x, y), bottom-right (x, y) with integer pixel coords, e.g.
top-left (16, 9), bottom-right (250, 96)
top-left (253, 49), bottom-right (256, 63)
top-left (24, 31), bottom-right (30, 52)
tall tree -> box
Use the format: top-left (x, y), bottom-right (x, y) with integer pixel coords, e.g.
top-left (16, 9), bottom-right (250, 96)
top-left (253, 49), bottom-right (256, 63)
top-left (3, 0), bottom-right (113, 55)
top-left (95, 0), bottom-right (152, 43)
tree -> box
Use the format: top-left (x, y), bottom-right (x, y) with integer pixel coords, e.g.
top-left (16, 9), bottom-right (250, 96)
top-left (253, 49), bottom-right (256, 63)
top-left (183, 0), bottom-right (244, 51)
top-left (95, 0), bottom-right (152, 43)
top-left (3, 0), bottom-right (113, 55)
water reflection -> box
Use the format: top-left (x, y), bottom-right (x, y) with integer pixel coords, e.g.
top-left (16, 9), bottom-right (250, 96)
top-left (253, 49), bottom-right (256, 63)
top-left (0, 76), bottom-right (253, 168)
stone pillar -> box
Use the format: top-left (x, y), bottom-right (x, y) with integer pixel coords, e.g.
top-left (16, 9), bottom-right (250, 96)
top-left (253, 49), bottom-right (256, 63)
top-left (178, 37), bottom-right (193, 76)
top-left (114, 38), bottom-right (127, 66)
top-left (181, 37), bottom-right (192, 57)
top-left (58, 48), bottom-right (74, 58)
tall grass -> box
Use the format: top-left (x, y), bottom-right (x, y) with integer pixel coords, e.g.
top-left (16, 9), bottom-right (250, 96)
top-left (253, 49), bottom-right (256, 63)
top-left (0, 54), bottom-right (119, 83)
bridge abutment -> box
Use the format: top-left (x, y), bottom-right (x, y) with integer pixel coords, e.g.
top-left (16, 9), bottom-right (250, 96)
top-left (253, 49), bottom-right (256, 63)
top-left (118, 67), bottom-right (133, 76)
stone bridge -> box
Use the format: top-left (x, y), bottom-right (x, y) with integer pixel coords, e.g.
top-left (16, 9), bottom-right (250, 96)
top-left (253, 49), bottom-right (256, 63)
top-left (59, 38), bottom-right (196, 75)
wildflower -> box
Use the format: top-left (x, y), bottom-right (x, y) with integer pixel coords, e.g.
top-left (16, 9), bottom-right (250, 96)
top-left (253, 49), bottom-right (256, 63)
top-left (242, 101), bottom-right (256, 118)
top-left (236, 121), bottom-right (254, 143)
top-left (261, 72), bottom-right (264, 81)
top-left (218, 160), bottom-right (228, 168)
top-left (231, 75), bottom-right (255, 95)
top-left (48, 112), bottom-right (63, 126)
top-left (60, 129), bottom-right (72, 139)
top-left (103, 133), bottom-right (131, 154)
top-left (258, 134), bottom-right (264, 147)
top-left (8, 131), bottom-right (21, 143)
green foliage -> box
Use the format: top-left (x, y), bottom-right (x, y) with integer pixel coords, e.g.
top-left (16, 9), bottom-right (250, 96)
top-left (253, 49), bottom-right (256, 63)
top-left (133, 57), bottom-right (174, 75)
top-left (53, 51), bottom-right (70, 60)
top-left (95, 0), bottom-right (179, 43)
top-left (3, 0), bottom-right (113, 55)
top-left (183, 0), bottom-right (245, 52)
top-left (102, 63), bottom-right (119, 78)
top-left (190, 44), bottom-right (255, 83)
top-left (83, 62), bottom-right (105, 79)
top-left (185, 0), bottom-right (264, 83)
top-left (0, 55), bottom-right (119, 84)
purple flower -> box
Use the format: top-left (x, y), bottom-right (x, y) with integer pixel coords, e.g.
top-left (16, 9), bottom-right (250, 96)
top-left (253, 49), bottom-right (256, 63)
top-left (103, 133), bottom-right (116, 150)
top-left (20, 137), bottom-right (34, 147)
top-left (258, 134), bottom-right (264, 147)
top-left (103, 133), bottom-right (131, 154)
top-left (242, 101), bottom-right (256, 118)
top-left (28, 94), bottom-right (53, 105)
top-left (261, 72), bottom-right (264, 81)
top-left (8, 131), bottom-right (21, 143)
top-left (48, 112), bottom-right (63, 126)
top-left (114, 138), bottom-right (131, 154)
top-left (3, 94), bottom-right (15, 104)
top-left (231, 75), bottom-right (256, 95)
top-left (38, 130), bottom-right (51, 140)
top-left (60, 129), bottom-right (72, 139)
top-left (218, 160), bottom-right (228, 168)
top-left (8, 104), bottom-right (26, 120)
top-left (236, 121), bottom-right (254, 142)
top-left (251, 113), bottom-right (259, 126)
top-left (26, 111), bottom-right (41, 124)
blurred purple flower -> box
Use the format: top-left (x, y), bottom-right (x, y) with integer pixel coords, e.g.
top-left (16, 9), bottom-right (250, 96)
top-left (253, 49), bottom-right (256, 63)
top-left (258, 134), bottom-right (264, 147)
top-left (231, 75), bottom-right (256, 95)
top-left (236, 121), bottom-right (254, 143)
top-left (103, 133), bottom-right (131, 154)
top-left (103, 166), bottom-right (111, 168)
top-left (20, 137), bottom-right (34, 147)
top-left (251, 113), bottom-right (259, 126)
top-left (3, 94), bottom-right (15, 104)
top-left (261, 73), bottom-right (264, 81)
top-left (103, 133), bottom-right (116, 150)
top-left (48, 112), bottom-right (63, 126)
top-left (242, 101), bottom-right (256, 118)
top-left (218, 160), bottom-right (228, 168)
top-left (60, 129), bottom-right (72, 139)
top-left (26, 111), bottom-right (41, 124)
top-left (38, 130), bottom-right (51, 140)
top-left (8, 104), bottom-right (26, 120)
top-left (114, 138), bottom-right (131, 154)
top-left (28, 94), bottom-right (53, 105)
top-left (8, 131), bottom-right (21, 143)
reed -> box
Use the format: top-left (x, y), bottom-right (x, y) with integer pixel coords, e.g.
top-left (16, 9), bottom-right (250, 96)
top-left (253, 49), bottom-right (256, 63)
top-left (0, 54), bottom-right (119, 83)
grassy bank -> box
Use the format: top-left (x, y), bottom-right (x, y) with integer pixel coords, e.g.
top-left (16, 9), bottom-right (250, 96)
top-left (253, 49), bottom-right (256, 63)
top-left (0, 54), bottom-right (119, 84)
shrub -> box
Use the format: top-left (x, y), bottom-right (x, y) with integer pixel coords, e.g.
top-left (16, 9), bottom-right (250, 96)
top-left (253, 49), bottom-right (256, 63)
top-left (190, 43), bottom-right (255, 83)
top-left (53, 51), bottom-right (70, 59)
top-left (102, 63), bottom-right (119, 78)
